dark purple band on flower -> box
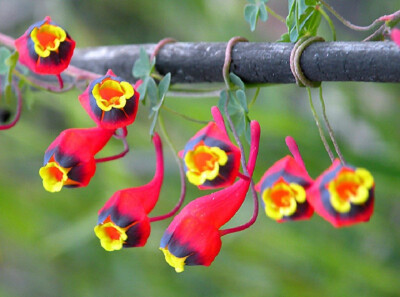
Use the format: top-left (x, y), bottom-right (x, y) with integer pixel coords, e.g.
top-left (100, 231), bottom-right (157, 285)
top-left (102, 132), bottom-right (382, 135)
top-left (258, 169), bottom-right (312, 190)
top-left (183, 134), bottom-right (240, 189)
top-left (160, 216), bottom-right (222, 267)
top-left (15, 17), bottom-right (75, 75)
top-left (258, 169), bottom-right (314, 221)
top-left (79, 74), bottom-right (139, 130)
top-left (307, 162), bottom-right (374, 227)
top-left (98, 198), bottom-right (150, 248)
top-left (123, 217), bottom-right (150, 248)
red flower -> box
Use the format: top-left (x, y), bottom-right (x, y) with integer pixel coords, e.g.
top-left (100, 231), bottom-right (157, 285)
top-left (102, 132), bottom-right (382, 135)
top-left (94, 133), bottom-right (163, 251)
top-left (160, 121), bottom-right (260, 272)
top-left (256, 155), bottom-right (314, 222)
top-left (15, 16), bottom-right (75, 76)
top-left (179, 106), bottom-right (241, 189)
top-left (307, 159), bottom-right (375, 227)
top-left (39, 127), bottom-right (114, 192)
top-left (78, 69), bottom-right (140, 130)
top-left (391, 28), bottom-right (400, 47)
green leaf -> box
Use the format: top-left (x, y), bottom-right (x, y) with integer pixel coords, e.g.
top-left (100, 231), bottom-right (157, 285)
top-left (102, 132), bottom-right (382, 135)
top-left (258, 3), bottom-right (268, 22)
top-left (0, 47), bottom-right (11, 75)
top-left (244, 4), bottom-right (259, 32)
top-left (132, 47), bottom-right (152, 78)
top-left (230, 112), bottom-right (246, 137)
top-left (146, 77), bottom-right (158, 109)
top-left (229, 72), bottom-right (245, 90)
top-left (278, 32), bottom-right (291, 42)
top-left (5, 50), bottom-right (19, 68)
top-left (218, 90), bottom-right (240, 116)
top-left (247, 0), bottom-right (256, 4)
top-left (236, 90), bottom-right (248, 113)
top-left (158, 73), bottom-right (171, 100)
top-left (149, 109), bottom-right (159, 136)
top-left (284, 0), bottom-right (320, 42)
top-left (137, 77), bottom-right (149, 102)
top-left (4, 51), bottom-right (19, 104)
top-left (244, 115), bottom-right (252, 144)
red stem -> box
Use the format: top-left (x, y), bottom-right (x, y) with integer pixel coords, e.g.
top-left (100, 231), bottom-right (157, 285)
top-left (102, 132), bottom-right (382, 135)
top-left (211, 106), bottom-right (228, 136)
top-left (0, 32), bottom-right (15, 48)
top-left (285, 136), bottom-right (308, 174)
top-left (150, 38), bottom-right (177, 62)
top-left (95, 132), bottom-right (129, 163)
top-left (149, 149), bottom-right (186, 222)
top-left (220, 121), bottom-right (260, 236)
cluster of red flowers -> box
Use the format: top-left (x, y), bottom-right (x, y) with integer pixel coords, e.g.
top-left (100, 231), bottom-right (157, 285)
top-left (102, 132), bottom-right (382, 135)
top-left (256, 137), bottom-right (374, 228)
top-left (5, 16), bottom-right (376, 273)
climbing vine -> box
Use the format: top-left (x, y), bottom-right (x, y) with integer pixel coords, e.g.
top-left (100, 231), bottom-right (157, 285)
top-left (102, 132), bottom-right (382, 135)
top-left (0, 1), bottom-right (399, 274)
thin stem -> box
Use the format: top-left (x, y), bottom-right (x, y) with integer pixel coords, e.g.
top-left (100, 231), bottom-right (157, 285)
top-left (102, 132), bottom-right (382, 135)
top-left (167, 89), bottom-right (224, 98)
top-left (149, 114), bottom-right (186, 222)
top-left (151, 73), bottom-right (164, 81)
top-left (13, 69), bottom-right (75, 93)
top-left (220, 180), bottom-right (259, 235)
top-left (248, 87), bottom-right (260, 109)
top-left (0, 32), bottom-right (15, 48)
top-left (95, 129), bottom-right (129, 163)
top-left (223, 36), bottom-right (248, 89)
top-left (318, 6), bottom-right (337, 41)
top-left (150, 38), bottom-right (177, 62)
top-left (221, 93), bottom-right (260, 235)
top-left (265, 5), bottom-right (286, 24)
top-left (64, 65), bottom-right (101, 81)
top-left (221, 37), bottom-right (259, 235)
top-left (307, 87), bottom-right (335, 162)
top-left (162, 105), bottom-right (209, 124)
top-left (319, 0), bottom-right (386, 31)
top-left (0, 81), bottom-right (22, 130)
top-left (318, 86), bottom-right (345, 164)
top-left (363, 24), bottom-right (386, 41)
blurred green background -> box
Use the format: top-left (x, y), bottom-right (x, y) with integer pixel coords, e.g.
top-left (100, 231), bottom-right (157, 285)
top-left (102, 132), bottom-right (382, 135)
top-left (1, 0), bottom-right (400, 296)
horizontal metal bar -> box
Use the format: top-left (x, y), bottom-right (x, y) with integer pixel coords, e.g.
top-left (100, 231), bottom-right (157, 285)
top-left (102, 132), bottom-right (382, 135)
top-left (71, 41), bottom-right (400, 84)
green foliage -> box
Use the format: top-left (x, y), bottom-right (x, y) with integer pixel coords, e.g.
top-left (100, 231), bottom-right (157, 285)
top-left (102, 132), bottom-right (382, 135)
top-left (244, 0), bottom-right (269, 32)
top-left (219, 73), bottom-right (251, 143)
top-left (280, 0), bottom-right (321, 42)
top-left (1, 50), bottom-right (19, 104)
top-left (132, 46), bottom-right (172, 135)
top-left (0, 47), bottom-right (12, 75)
top-left (132, 47), bottom-right (156, 101)
top-left (2, 1), bottom-right (400, 297)
top-left (148, 73), bottom-right (171, 135)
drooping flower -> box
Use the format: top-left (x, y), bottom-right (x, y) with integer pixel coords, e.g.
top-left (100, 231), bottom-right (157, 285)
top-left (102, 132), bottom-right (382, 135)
top-left (256, 155), bottom-right (314, 222)
top-left (160, 120), bottom-right (260, 273)
top-left (307, 159), bottom-right (375, 227)
top-left (14, 16), bottom-right (75, 85)
top-left (94, 133), bottom-right (164, 251)
top-left (39, 127), bottom-right (114, 192)
top-left (256, 137), bottom-right (314, 222)
top-left (180, 106), bottom-right (241, 189)
top-left (78, 69), bottom-right (140, 130)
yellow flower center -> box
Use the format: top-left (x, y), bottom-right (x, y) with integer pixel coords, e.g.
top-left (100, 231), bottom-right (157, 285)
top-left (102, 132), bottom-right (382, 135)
top-left (94, 218), bottom-right (128, 252)
top-left (39, 161), bottom-right (70, 193)
top-left (329, 168), bottom-right (374, 213)
top-left (31, 23), bottom-right (66, 58)
top-left (92, 78), bottom-right (134, 111)
top-left (184, 144), bottom-right (228, 186)
top-left (160, 247), bottom-right (189, 273)
top-left (262, 180), bottom-right (306, 220)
